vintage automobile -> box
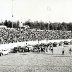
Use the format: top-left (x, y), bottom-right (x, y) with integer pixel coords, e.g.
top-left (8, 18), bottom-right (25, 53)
top-left (18, 46), bottom-right (24, 52)
top-left (33, 44), bottom-right (41, 52)
top-left (0, 49), bottom-right (9, 56)
top-left (2, 49), bottom-right (9, 55)
top-left (24, 46), bottom-right (30, 52)
top-left (10, 47), bottom-right (18, 53)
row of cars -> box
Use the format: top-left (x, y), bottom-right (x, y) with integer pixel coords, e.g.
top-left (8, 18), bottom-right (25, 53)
top-left (0, 44), bottom-right (47, 56)
top-left (0, 40), bottom-right (71, 56)
top-left (0, 45), bottom-right (33, 56)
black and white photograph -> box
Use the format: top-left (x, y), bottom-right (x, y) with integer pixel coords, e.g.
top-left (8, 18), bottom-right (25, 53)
top-left (0, 0), bottom-right (72, 72)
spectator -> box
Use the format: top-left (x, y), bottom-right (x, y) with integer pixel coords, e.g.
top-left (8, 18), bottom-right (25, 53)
top-left (62, 48), bottom-right (65, 55)
top-left (69, 48), bottom-right (71, 55)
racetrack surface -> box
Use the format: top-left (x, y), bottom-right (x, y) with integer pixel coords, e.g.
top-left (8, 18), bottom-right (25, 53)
top-left (0, 52), bottom-right (72, 72)
top-left (0, 39), bottom-right (72, 50)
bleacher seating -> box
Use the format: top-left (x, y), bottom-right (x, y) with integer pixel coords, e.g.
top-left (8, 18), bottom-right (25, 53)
top-left (0, 28), bottom-right (71, 44)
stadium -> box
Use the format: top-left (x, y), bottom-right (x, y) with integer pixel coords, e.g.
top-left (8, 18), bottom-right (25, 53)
top-left (0, 0), bottom-right (72, 72)
top-left (0, 22), bottom-right (72, 72)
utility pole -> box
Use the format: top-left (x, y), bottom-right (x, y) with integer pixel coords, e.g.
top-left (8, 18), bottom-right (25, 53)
top-left (12, 0), bottom-right (13, 28)
top-left (48, 21), bottom-right (50, 30)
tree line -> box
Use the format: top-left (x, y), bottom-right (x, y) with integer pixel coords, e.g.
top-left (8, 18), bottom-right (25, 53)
top-left (3, 20), bottom-right (19, 28)
top-left (24, 20), bottom-right (72, 31)
top-left (1, 20), bottom-right (72, 31)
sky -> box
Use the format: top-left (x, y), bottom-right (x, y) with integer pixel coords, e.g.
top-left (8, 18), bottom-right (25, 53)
top-left (0, 0), bottom-right (72, 23)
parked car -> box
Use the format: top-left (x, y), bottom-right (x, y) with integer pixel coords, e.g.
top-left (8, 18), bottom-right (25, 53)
top-left (24, 46), bottom-right (30, 52)
top-left (10, 47), bottom-right (18, 53)
top-left (53, 42), bottom-right (58, 47)
top-left (0, 49), bottom-right (9, 56)
top-left (1, 49), bottom-right (9, 55)
top-left (64, 41), bottom-right (69, 45)
top-left (18, 46), bottom-right (24, 52)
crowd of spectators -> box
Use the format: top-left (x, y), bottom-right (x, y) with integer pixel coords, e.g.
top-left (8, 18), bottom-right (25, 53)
top-left (0, 28), bottom-right (72, 44)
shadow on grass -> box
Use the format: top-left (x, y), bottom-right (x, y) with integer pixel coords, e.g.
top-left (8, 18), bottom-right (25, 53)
top-left (53, 55), bottom-right (72, 57)
top-left (45, 53), bottom-right (72, 57)
top-left (21, 53), bottom-right (27, 55)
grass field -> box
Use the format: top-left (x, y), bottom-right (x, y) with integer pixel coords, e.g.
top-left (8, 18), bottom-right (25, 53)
top-left (0, 39), bottom-right (72, 72)
top-left (0, 51), bottom-right (72, 72)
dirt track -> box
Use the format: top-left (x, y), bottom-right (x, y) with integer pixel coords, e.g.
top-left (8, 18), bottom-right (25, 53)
top-left (0, 52), bottom-right (72, 72)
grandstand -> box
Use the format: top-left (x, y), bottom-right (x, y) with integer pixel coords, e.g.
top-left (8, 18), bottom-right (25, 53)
top-left (0, 27), bottom-right (71, 44)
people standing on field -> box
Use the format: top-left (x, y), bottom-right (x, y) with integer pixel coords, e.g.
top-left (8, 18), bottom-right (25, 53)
top-left (62, 48), bottom-right (65, 55)
top-left (69, 48), bottom-right (71, 55)
top-left (51, 46), bottom-right (53, 54)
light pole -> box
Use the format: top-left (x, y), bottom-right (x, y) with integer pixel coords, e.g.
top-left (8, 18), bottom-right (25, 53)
top-left (47, 21), bottom-right (49, 43)
top-left (12, 0), bottom-right (13, 28)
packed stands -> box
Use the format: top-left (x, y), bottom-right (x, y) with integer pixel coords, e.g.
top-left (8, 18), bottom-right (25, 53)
top-left (0, 28), bottom-right (72, 44)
